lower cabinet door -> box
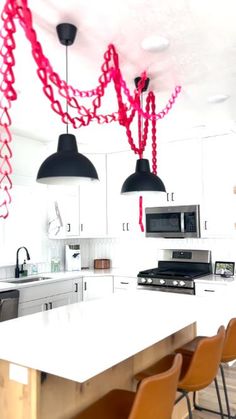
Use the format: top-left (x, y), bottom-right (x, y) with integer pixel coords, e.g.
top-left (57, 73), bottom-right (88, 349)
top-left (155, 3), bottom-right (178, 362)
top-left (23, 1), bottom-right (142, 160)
top-left (83, 276), bottom-right (113, 301)
top-left (48, 293), bottom-right (74, 309)
top-left (18, 292), bottom-right (76, 316)
top-left (18, 298), bottom-right (48, 316)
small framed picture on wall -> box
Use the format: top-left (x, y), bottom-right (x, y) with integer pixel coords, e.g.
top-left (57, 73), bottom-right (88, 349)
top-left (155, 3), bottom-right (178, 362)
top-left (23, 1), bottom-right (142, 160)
top-left (214, 261), bottom-right (235, 277)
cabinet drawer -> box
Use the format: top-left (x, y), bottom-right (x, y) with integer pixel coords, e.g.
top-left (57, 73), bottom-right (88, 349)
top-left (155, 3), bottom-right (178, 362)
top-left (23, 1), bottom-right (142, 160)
top-left (195, 282), bottom-right (229, 297)
top-left (19, 279), bottom-right (76, 303)
top-left (114, 276), bottom-right (137, 291)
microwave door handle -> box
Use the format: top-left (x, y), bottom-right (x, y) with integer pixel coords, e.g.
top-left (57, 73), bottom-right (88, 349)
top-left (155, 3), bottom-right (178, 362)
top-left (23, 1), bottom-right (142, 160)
top-left (180, 212), bottom-right (185, 232)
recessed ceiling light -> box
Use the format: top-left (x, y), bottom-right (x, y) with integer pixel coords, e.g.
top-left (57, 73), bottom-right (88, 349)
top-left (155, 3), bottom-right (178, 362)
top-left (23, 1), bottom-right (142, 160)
top-left (141, 36), bottom-right (170, 52)
top-left (207, 94), bottom-right (230, 104)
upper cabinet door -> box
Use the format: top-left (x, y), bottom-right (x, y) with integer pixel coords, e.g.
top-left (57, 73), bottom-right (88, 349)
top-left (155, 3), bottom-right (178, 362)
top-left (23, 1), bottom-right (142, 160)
top-left (47, 154), bottom-right (107, 239)
top-left (79, 154), bottom-right (107, 237)
top-left (200, 134), bottom-right (236, 238)
top-left (106, 151), bottom-right (144, 237)
top-left (155, 138), bottom-right (203, 206)
top-left (47, 186), bottom-right (80, 238)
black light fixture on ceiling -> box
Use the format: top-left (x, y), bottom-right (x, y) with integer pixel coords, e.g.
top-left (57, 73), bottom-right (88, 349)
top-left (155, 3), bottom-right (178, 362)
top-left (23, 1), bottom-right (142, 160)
top-left (121, 77), bottom-right (166, 195)
top-left (36, 23), bottom-right (99, 185)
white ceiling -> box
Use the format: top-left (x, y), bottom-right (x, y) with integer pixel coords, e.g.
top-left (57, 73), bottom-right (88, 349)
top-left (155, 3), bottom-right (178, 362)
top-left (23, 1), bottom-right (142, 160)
top-left (4, 0), bottom-right (236, 152)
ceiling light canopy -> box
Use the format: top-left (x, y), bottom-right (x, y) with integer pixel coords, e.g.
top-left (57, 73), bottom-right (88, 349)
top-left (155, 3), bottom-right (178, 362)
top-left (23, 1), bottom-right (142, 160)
top-left (207, 94), bottom-right (230, 104)
top-left (121, 158), bottom-right (166, 195)
top-left (37, 133), bottom-right (98, 185)
top-left (141, 36), bottom-right (170, 52)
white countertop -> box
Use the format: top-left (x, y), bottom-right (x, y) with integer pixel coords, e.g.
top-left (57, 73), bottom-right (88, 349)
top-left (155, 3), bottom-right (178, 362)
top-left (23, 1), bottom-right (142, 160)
top-left (0, 268), bottom-right (135, 292)
top-left (194, 274), bottom-right (236, 285)
top-left (0, 291), bottom-right (201, 383)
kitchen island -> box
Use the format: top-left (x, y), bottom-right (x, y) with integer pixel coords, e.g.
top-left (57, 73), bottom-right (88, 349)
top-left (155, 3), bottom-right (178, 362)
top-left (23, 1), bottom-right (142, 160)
top-left (0, 291), bottom-right (208, 419)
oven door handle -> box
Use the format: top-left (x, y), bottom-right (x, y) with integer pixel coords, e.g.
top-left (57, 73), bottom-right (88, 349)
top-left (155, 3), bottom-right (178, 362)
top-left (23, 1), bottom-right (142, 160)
top-left (180, 212), bottom-right (185, 232)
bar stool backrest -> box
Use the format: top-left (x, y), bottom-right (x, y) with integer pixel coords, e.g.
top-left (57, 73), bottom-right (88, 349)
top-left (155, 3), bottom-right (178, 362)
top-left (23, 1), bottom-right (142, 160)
top-left (222, 318), bottom-right (236, 363)
top-left (178, 326), bottom-right (225, 392)
top-left (128, 353), bottom-right (182, 419)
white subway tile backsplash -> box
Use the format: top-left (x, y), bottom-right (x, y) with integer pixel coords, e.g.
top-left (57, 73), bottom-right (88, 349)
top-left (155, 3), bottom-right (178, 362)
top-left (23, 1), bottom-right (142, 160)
top-left (0, 235), bottom-right (236, 280)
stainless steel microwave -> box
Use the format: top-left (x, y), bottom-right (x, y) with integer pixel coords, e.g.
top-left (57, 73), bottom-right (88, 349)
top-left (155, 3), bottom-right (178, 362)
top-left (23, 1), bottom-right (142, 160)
top-left (145, 205), bottom-right (201, 238)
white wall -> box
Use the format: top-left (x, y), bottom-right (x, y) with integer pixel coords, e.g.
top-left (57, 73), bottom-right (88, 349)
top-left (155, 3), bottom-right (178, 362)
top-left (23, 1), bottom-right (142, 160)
top-left (0, 135), bottom-right (51, 275)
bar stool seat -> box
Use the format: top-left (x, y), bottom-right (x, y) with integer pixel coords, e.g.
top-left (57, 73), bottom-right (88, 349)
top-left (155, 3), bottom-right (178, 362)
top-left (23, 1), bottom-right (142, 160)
top-left (72, 353), bottom-right (182, 419)
top-left (175, 318), bottom-right (236, 418)
top-left (134, 326), bottom-right (225, 419)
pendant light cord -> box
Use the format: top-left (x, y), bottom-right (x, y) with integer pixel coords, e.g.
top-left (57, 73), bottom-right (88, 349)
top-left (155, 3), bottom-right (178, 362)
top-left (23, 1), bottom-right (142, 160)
top-left (138, 92), bottom-right (144, 158)
top-left (65, 43), bottom-right (68, 134)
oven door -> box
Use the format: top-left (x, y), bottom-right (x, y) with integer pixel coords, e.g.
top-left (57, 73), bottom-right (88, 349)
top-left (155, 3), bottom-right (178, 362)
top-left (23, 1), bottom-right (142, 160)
top-left (137, 285), bottom-right (195, 295)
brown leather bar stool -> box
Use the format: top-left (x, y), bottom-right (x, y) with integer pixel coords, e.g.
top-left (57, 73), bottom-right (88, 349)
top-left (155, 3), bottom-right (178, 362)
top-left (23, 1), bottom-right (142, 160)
top-left (72, 353), bottom-right (182, 419)
top-left (135, 326), bottom-right (225, 419)
top-left (176, 318), bottom-right (236, 418)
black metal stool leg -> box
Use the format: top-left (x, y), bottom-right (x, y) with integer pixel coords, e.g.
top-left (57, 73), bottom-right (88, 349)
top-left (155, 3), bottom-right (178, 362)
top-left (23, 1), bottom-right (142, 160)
top-left (220, 363), bottom-right (232, 419)
top-left (175, 390), bottom-right (193, 419)
top-left (184, 392), bottom-right (193, 419)
top-left (214, 377), bottom-right (225, 419)
top-left (193, 379), bottom-right (229, 418)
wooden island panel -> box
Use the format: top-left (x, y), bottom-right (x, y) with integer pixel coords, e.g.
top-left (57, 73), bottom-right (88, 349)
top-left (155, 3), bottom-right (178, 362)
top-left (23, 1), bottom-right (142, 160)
top-left (0, 323), bottom-right (195, 419)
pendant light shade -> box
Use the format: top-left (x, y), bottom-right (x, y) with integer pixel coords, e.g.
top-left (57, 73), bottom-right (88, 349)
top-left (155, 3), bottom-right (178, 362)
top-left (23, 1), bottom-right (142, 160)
top-left (36, 133), bottom-right (99, 185)
top-left (121, 158), bottom-right (166, 194)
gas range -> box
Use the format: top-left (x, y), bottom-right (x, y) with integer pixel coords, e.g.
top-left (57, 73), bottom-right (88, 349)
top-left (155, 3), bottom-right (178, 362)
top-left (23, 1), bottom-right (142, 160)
top-left (137, 249), bottom-right (212, 295)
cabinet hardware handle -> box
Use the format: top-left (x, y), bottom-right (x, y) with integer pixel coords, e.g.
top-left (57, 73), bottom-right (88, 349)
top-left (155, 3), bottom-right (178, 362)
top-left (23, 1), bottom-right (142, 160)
top-left (84, 281), bottom-right (87, 291)
top-left (126, 223), bottom-right (129, 231)
top-left (81, 223), bottom-right (83, 232)
top-left (180, 212), bottom-right (185, 233)
top-left (204, 289), bottom-right (215, 292)
top-left (44, 303), bottom-right (48, 310)
top-left (122, 222), bottom-right (125, 231)
top-left (121, 282), bottom-right (129, 285)
top-left (49, 302), bottom-right (53, 309)
top-left (67, 223), bottom-right (71, 232)
top-left (75, 283), bottom-right (78, 293)
top-left (204, 221), bottom-right (207, 230)
top-left (167, 193), bottom-right (169, 202)
top-left (171, 192), bottom-right (174, 201)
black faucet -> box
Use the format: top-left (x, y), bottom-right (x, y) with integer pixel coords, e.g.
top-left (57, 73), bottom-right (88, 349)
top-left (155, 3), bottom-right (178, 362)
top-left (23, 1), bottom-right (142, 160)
top-left (15, 247), bottom-right (31, 278)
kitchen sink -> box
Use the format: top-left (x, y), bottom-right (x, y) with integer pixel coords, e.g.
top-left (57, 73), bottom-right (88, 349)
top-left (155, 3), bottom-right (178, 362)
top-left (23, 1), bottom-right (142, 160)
top-left (8, 276), bottom-right (52, 284)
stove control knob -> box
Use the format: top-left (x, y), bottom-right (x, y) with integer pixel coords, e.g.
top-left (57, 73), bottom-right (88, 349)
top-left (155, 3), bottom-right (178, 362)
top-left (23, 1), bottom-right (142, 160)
top-left (159, 279), bottom-right (165, 285)
top-left (179, 281), bottom-right (186, 287)
top-left (141, 278), bottom-right (147, 284)
top-left (173, 280), bottom-right (178, 286)
top-left (147, 278), bottom-right (153, 284)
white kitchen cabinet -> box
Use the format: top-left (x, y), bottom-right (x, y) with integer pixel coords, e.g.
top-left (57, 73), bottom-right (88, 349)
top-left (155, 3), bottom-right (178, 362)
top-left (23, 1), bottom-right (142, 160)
top-left (18, 293), bottom-right (74, 316)
top-left (47, 186), bottom-right (80, 238)
top-left (18, 277), bottom-right (83, 316)
top-left (200, 134), bottom-right (235, 238)
top-left (113, 276), bottom-right (137, 293)
top-left (47, 154), bottom-right (107, 238)
top-left (79, 154), bottom-right (107, 237)
top-left (82, 276), bottom-right (113, 301)
top-left (155, 138), bottom-right (202, 206)
top-left (195, 280), bottom-right (235, 336)
top-left (107, 151), bottom-right (144, 236)
top-left (18, 298), bottom-right (47, 316)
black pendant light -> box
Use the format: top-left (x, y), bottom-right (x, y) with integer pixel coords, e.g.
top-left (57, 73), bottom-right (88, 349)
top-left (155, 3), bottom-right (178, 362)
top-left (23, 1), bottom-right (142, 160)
top-left (121, 77), bottom-right (165, 194)
top-left (121, 158), bottom-right (165, 194)
top-left (36, 23), bottom-right (98, 185)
